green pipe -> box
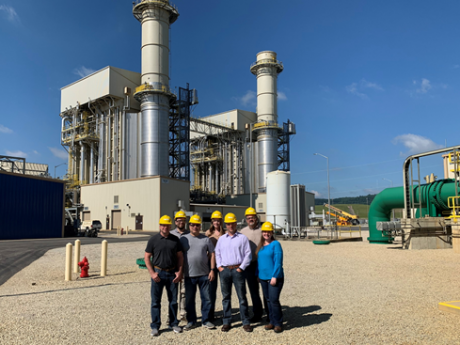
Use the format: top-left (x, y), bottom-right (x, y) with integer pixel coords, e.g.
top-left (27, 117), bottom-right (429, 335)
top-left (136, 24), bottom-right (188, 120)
top-left (368, 179), bottom-right (458, 243)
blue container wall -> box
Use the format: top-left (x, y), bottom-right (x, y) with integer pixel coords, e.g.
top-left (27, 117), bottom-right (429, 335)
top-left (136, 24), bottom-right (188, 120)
top-left (0, 173), bottom-right (64, 240)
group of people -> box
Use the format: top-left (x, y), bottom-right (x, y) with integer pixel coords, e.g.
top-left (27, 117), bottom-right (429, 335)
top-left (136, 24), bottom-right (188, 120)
top-left (144, 207), bottom-right (285, 337)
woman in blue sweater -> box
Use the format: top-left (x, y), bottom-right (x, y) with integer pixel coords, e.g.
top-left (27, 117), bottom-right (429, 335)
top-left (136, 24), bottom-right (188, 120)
top-left (256, 221), bottom-right (284, 333)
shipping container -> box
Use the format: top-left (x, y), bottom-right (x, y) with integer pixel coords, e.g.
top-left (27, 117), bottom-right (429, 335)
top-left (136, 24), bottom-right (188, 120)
top-left (0, 171), bottom-right (65, 240)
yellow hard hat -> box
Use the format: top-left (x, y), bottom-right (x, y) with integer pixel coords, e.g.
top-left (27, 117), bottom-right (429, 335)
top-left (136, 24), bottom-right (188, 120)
top-left (189, 214), bottom-right (202, 224)
top-left (245, 207), bottom-right (257, 216)
top-left (224, 213), bottom-right (237, 223)
top-left (211, 210), bottom-right (222, 219)
top-left (261, 222), bottom-right (274, 232)
top-left (159, 215), bottom-right (172, 225)
top-left (174, 210), bottom-right (186, 219)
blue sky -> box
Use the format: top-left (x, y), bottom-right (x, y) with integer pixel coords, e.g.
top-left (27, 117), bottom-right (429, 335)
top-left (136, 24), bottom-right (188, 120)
top-left (1, 0), bottom-right (459, 198)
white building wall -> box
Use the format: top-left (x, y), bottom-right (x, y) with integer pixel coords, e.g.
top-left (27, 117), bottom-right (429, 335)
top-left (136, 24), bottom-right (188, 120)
top-left (81, 176), bottom-right (190, 231)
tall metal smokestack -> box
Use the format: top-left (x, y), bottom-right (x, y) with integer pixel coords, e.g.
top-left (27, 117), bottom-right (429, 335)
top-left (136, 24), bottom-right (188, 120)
top-left (133, 0), bottom-right (179, 177)
top-left (250, 51), bottom-right (284, 192)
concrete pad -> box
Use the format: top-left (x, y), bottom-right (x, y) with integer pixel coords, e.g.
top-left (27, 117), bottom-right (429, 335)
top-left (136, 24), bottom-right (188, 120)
top-left (438, 301), bottom-right (460, 315)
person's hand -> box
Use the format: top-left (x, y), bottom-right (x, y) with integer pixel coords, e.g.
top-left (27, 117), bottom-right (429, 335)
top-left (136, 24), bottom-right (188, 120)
top-left (236, 268), bottom-right (243, 273)
top-left (151, 272), bottom-right (160, 283)
top-left (270, 277), bottom-right (277, 286)
top-left (208, 270), bottom-right (215, 281)
top-left (218, 266), bottom-right (224, 272)
top-left (173, 271), bottom-right (182, 283)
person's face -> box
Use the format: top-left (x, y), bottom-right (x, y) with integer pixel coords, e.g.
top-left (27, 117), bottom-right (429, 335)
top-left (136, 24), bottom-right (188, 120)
top-left (160, 224), bottom-right (171, 236)
top-left (225, 222), bottom-right (237, 234)
top-left (189, 223), bottom-right (201, 235)
top-left (212, 218), bottom-right (222, 229)
top-left (175, 217), bottom-right (186, 230)
top-left (246, 215), bottom-right (257, 227)
top-left (262, 231), bottom-right (273, 242)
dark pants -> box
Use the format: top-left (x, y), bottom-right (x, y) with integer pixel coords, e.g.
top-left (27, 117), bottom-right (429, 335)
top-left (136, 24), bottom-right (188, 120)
top-left (260, 278), bottom-right (284, 327)
top-left (220, 267), bottom-right (250, 326)
top-left (244, 261), bottom-right (264, 319)
top-left (185, 275), bottom-right (212, 324)
top-left (150, 268), bottom-right (179, 330)
top-left (208, 268), bottom-right (219, 321)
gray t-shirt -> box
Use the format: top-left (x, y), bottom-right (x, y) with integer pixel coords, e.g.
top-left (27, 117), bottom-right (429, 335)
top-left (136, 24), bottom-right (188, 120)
top-left (170, 228), bottom-right (189, 238)
top-left (180, 233), bottom-right (215, 278)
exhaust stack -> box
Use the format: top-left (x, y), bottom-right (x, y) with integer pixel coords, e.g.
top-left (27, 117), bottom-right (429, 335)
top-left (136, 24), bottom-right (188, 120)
top-left (133, 0), bottom-right (179, 177)
top-left (250, 51), bottom-right (284, 192)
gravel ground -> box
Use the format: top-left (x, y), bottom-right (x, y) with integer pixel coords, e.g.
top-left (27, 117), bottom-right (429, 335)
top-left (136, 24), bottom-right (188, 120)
top-left (1, 231), bottom-right (460, 344)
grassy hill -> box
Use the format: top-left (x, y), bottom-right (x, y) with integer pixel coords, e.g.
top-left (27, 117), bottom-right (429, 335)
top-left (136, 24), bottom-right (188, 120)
top-left (314, 204), bottom-right (403, 219)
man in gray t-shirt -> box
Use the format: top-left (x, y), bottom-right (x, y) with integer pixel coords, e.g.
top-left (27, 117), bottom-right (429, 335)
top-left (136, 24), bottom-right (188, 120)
top-left (180, 215), bottom-right (216, 330)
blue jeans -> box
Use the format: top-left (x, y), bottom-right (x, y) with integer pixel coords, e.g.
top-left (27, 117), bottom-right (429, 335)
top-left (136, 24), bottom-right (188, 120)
top-left (208, 268), bottom-right (219, 321)
top-left (220, 267), bottom-right (250, 325)
top-left (260, 278), bottom-right (284, 327)
top-left (150, 268), bottom-right (179, 330)
top-left (185, 275), bottom-right (212, 324)
top-left (243, 261), bottom-right (264, 319)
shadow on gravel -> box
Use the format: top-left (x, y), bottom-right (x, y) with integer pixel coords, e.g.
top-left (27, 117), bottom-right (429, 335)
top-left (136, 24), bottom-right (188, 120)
top-left (0, 280), bottom-right (149, 298)
top-left (282, 305), bottom-right (332, 329)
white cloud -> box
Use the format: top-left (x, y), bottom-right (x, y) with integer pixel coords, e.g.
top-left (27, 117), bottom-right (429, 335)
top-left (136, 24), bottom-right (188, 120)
top-left (73, 66), bottom-right (96, 78)
top-left (0, 124), bottom-right (13, 133)
top-left (416, 78), bottom-right (432, 94)
top-left (361, 79), bottom-right (384, 91)
top-left (33, 150), bottom-right (39, 155)
top-left (392, 134), bottom-right (443, 155)
top-left (277, 91), bottom-right (287, 101)
top-left (233, 90), bottom-right (256, 106)
top-left (49, 147), bottom-right (68, 160)
top-left (311, 190), bottom-right (322, 198)
top-left (5, 150), bottom-right (27, 158)
top-left (346, 83), bottom-right (368, 99)
top-left (0, 5), bottom-right (19, 23)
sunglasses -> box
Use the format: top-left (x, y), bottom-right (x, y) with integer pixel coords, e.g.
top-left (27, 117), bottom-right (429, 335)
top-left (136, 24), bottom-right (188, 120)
top-left (189, 224), bottom-right (201, 227)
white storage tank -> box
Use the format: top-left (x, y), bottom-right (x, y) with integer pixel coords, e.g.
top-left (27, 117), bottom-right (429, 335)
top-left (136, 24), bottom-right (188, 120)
top-left (266, 170), bottom-right (291, 227)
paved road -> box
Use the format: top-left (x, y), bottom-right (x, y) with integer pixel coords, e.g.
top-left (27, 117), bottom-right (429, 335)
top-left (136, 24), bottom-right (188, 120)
top-left (0, 234), bottom-right (155, 287)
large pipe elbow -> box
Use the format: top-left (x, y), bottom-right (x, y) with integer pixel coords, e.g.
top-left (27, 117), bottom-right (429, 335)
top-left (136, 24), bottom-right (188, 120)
top-left (368, 186), bottom-right (405, 243)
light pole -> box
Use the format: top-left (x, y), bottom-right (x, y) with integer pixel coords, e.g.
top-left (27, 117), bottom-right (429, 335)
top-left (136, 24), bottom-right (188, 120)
top-left (54, 162), bottom-right (67, 178)
top-left (314, 153), bottom-right (330, 228)
top-left (383, 178), bottom-right (395, 220)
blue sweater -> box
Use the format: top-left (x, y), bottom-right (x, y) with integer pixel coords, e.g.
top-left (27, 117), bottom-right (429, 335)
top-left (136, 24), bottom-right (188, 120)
top-left (257, 241), bottom-right (284, 280)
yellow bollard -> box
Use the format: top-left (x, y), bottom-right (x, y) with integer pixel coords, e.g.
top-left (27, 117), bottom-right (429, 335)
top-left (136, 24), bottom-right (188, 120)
top-left (101, 240), bottom-right (108, 277)
top-left (65, 243), bottom-right (72, 281)
top-left (126, 226), bottom-right (129, 235)
top-left (74, 239), bottom-right (81, 273)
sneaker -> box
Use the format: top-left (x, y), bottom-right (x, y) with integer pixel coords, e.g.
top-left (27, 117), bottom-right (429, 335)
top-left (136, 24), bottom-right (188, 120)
top-left (150, 329), bottom-right (159, 337)
top-left (172, 325), bottom-right (183, 333)
top-left (202, 321), bottom-right (216, 329)
top-left (183, 322), bottom-right (196, 331)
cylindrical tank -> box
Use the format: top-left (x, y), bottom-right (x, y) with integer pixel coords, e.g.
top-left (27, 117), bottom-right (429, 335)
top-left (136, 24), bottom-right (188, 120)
top-left (266, 170), bottom-right (291, 227)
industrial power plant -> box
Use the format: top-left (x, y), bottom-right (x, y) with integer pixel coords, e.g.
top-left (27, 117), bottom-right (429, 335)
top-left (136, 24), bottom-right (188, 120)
top-left (55, 0), bottom-right (304, 233)
top-left (2, 0), bottom-right (460, 256)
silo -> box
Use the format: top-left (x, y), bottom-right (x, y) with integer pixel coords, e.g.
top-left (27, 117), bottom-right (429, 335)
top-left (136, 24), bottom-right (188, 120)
top-left (266, 170), bottom-right (291, 227)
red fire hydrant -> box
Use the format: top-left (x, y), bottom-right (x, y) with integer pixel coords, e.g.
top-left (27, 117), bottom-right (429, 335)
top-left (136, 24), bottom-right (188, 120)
top-left (121, 228), bottom-right (124, 235)
top-left (78, 256), bottom-right (90, 278)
